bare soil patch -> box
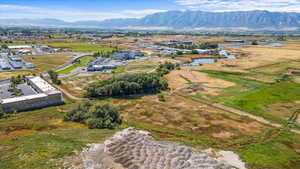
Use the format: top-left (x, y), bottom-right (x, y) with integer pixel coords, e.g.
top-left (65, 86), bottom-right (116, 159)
top-left (165, 69), bottom-right (235, 95)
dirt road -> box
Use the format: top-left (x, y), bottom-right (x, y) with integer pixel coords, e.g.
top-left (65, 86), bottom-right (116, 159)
top-left (177, 94), bottom-right (300, 135)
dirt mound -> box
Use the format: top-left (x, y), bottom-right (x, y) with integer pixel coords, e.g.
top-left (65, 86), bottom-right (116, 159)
top-left (74, 128), bottom-right (238, 169)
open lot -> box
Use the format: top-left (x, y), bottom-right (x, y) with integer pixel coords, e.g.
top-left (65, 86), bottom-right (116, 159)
top-left (21, 53), bottom-right (72, 73)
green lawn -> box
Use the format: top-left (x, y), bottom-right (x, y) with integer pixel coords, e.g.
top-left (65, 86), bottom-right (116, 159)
top-left (229, 81), bottom-right (300, 116)
top-left (57, 55), bottom-right (94, 75)
top-left (43, 43), bottom-right (114, 52)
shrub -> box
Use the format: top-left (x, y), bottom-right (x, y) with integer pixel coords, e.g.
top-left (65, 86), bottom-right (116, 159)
top-left (64, 101), bottom-right (122, 129)
top-left (48, 70), bottom-right (61, 85)
top-left (156, 62), bottom-right (179, 76)
top-left (251, 41), bottom-right (258, 45)
top-left (158, 94), bottom-right (166, 102)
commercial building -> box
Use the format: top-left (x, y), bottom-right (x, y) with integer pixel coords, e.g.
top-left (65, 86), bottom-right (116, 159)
top-left (8, 45), bottom-right (33, 49)
top-left (0, 76), bottom-right (64, 113)
top-left (87, 50), bottom-right (145, 72)
top-left (0, 59), bottom-right (11, 70)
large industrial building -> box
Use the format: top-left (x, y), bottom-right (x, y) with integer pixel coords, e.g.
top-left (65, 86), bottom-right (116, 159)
top-left (0, 76), bottom-right (64, 113)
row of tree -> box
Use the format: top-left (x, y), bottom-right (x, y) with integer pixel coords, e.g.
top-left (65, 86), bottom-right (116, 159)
top-left (64, 101), bottom-right (122, 129)
top-left (10, 75), bottom-right (26, 97)
top-left (169, 42), bottom-right (218, 50)
top-left (85, 73), bottom-right (168, 98)
top-left (93, 48), bottom-right (119, 58)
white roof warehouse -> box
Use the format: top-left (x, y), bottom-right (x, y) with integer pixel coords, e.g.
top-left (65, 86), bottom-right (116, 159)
top-left (0, 76), bottom-right (64, 113)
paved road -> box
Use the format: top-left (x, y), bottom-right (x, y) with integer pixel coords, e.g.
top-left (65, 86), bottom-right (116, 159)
top-left (54, 52), bottom-right (92, 72)
top-left (176, 93), bottom-right (300, 135)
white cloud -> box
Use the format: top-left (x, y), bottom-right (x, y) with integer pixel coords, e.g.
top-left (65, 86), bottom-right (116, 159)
top-left (0, 4), bottom-right (166, 21)
top-left (176, 0), bottom-right (300, 12)
top-left (0, 4), bottom-right (37, 10)
top-left (123, 9), bottom-right (167, 16)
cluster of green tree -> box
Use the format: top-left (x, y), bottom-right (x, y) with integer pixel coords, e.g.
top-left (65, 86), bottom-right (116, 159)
top-left (169, 42), bottom-right (218, 50)
top-left (64, 101), bottom-right (122, 129)
top-left (10, 75), bottom-right (26, 86)
top-left (48, 70), bottom-right (61, 85)
top-left (9, 75), bottom-right (26, 97)
top-left (156, 62), bottom-right (180, 76)
top-left (277, 36), bottom-right (287, 41)
top-left (93, 48), bottom-right (119, 58)
top-left (86, 73), bottom-right (168, 98)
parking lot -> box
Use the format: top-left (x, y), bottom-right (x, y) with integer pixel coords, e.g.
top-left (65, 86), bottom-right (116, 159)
top-left (0, 54), bottom-right (35, 72)
top-left (0, 81), bottom-right (37, 99)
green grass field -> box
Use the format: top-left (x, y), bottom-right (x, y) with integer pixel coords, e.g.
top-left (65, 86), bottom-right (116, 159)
top-left (57, 55), bottom-right (94, 75)
top-left (229, 82), bottom-right (300, 115)
top-left (43, 43), bottom-right (113, 52)
top-left (198, 70), bottom-right (300, 125)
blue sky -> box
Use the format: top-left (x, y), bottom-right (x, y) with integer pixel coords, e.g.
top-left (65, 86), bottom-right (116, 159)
top-left (1, 0), bottom-right (300, 21)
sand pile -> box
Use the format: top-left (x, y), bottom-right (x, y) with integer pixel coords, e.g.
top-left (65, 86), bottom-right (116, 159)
top-left (75, 128), bottom-right (242, 169)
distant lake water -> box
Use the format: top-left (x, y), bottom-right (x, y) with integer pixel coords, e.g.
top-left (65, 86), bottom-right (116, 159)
top-left (267, 43), bottom-right (283, 47)
top-left (185, 50), bottom-right (236, 66)
top-left (219, 44), bottom-right (242, 48)
top-left (185, 58), bottom-right (216, 66)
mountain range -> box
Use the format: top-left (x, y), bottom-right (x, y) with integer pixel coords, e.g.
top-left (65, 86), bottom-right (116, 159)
top-left (1, 10), bottom-right (300, 30)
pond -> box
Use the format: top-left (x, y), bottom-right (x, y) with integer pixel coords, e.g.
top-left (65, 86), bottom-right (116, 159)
top-left (185, 58), bottom-right (216, 66)
top-left (219, 44), bottom-right (242, 48)
top-left (185, 50), bottom-right (236, 66)
top-left (219, 50), bottom-right (236, 59)
top-left (267, 43), bottom-right (283, 47)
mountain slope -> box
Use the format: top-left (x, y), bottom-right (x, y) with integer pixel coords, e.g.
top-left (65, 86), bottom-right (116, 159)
top-left (99, 10), bottom-right (300, 29)
top-left (1, 10), bottom-right (300, 29)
